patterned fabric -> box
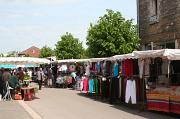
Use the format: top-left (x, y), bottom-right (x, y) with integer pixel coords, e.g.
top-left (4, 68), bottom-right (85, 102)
top-left (146, 93), bottom-right (170, 112)
top-left (170, 95), bottom-right (180, 114)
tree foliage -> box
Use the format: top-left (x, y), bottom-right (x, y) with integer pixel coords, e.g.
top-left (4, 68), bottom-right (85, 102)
top-left (40, 45), bottom-right (54, 58)
top-left (86, 9), bottom-right (140, 58)
top-left (55, 32), bottom-right (84, 59)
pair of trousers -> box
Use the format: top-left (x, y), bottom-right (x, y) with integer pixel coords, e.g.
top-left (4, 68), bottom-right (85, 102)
top-left (125, 80), bottom-right (136, 104)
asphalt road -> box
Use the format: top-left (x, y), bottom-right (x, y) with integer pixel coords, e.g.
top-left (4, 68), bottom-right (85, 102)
top-left (24, 87), bottom-right (179, 119)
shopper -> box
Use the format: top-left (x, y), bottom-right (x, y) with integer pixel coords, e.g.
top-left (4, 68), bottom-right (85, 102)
top-left (47, 68), bottom-right (53, 88)
top-left (37, 68), bottom-right (44, 90)
top-left (17, 67), bottom-right (25, 82)
top-left (2, 69), bottom-right (11, 97)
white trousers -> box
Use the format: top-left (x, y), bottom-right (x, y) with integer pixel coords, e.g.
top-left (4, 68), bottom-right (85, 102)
top-left (80, 80), bottom-right (83, 91)
top-left (125, 80), bottom-right (136, 104)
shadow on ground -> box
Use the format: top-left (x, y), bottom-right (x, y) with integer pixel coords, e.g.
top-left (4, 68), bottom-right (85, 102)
top-left (77, 92), bottom-right (180, 119)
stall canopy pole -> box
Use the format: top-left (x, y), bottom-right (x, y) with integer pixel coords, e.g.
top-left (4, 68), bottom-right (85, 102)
top-left (141, 58), bottom-right (145, 111)
top-left (168, 60), bottom-right (171, 79)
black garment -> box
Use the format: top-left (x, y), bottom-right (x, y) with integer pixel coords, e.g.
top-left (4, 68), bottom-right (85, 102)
top-left (106, 61), bottom-right (112, 77)
top-left (149, 58), bottom-right (163, 82)
top-left (154, 57), bottom-right (162, 75)
top-left (101, 77), bottom-right (110, 100)
top-left (171, 61), bottom-right (180, 73)
top-left (109, 77), bottom-right (119, 104)
top-left (52, 65), bottom-right (58, 86)
top-left (121, 76), bottom-right (125, 102)
top-left (171, 61), bottom-right (180, 85)
top-left (0, 80), bottom-right (5, 97)
top-left (101, 79), bottom-right (106, 100)
top-left (133, 59), bottom-right (139, 75)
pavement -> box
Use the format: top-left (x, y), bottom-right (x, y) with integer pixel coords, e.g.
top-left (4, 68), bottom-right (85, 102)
top-left (0, 101), bottom-right (32, 119)
top-left (24, 87), bottom-right (179, 119)
top-left (0, 86), bottom-right (179, 119)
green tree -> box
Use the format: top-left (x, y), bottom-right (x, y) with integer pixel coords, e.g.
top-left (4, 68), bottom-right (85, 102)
top-left (86, 9), bottom-right (140, 58)
top-left (55, 32), bottom-right (84, 59)
top-left (40, 46), bottom-right (54, 58)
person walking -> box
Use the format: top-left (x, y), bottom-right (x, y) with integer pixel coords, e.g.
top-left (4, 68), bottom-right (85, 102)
top-left (2, 69), bottom-right (11, 98)
top-left (37, 68), bottom-right (44, 90)
top-left (47, 68), bottom-right (53, 88)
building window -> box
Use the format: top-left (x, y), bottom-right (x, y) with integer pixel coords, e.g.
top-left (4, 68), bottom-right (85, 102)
top-left (149, 0), bottom-right (159, 24)
top-left (153, 0), bottom-right (158, 16)
top-left (144, 41), bottom-right (175, 50)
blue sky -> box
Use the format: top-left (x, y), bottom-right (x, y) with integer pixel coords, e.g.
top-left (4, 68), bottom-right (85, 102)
top-left (0, 0), bottom-right (137, 53)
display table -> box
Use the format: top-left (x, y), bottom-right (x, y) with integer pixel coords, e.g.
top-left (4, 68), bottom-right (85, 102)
top-left (147, 93), bottom-right (170, 112)
top-left (170, 95), bottom-right (180, 114)
top-left (21, 87), bottom-right (35, 101)
top-left (147, 93), bottom-right (180, 114)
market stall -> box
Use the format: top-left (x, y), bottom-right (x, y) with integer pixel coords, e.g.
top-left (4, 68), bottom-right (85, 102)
top-left (133, 49), bottom-right (180, 114)
top-left (0, 57), bottom-right (50, 101)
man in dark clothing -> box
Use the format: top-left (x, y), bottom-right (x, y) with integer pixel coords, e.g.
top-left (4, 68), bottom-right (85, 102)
top-left (37, 68), bottom-right (44, 90)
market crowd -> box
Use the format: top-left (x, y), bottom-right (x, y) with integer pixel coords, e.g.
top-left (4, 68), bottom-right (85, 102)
top-left (0, 67), bottom-right (54, 100)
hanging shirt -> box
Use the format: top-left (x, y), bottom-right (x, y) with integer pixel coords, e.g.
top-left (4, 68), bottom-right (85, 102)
top-left (85, 64), bottom-right (90, 76)
top-left (96, 62), bottom-right (101, 73)
top-left (144, 59), bottom-right (150, 76)
top-left (60, 65), bottom-right (68, 72)
top-left (113, 62), bottom-right (119, 77)
top-left (122, 59), bottom-right (134, 77)
top-left (88, 79), bottom-right (94, 93)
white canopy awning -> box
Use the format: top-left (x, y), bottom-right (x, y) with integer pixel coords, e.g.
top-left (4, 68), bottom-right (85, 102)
top-left (107, 53), bottom-right (137, 61)
top-left (133, 49), bottom-right (180, 60)
top-left (56, 59), bottom-right (90, 63)
top-left (0, 57), bottom-right (50, 65)
top-left (89, 58), bottom-right (107, 62)
top-left (55, 58), bottom-right (108, 63)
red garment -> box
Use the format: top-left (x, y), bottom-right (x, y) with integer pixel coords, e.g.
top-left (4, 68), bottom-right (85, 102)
top-left (122, 59), bottom-right (134, 77)
top-left (92, 62), bottom-right (96, 71)
top-left (83, 78), bottom-right (89, 93)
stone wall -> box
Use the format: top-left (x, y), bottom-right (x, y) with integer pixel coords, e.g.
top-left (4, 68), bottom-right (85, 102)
top-left (139, 0), bottom-right (180, 48)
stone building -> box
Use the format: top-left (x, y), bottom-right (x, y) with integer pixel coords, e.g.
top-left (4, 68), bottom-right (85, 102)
top-left (138, 0), bottom-right (180, 50)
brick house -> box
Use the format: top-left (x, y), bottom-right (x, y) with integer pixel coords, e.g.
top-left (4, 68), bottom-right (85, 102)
top-left (137, 0), bottom-right (180, 50)
top-left (19, 46), bottom-right (40, 57)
